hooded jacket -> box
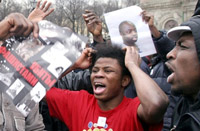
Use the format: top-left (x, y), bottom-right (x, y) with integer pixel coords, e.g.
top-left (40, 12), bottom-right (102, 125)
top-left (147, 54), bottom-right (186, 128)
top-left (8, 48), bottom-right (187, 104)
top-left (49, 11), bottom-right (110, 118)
top-left (170, 15), bottom-right (200, 131)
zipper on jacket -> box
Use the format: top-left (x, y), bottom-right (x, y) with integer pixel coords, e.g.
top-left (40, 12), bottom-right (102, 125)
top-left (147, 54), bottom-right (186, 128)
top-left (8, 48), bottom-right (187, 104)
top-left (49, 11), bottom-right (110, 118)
top-left (170, 112), bottom-right (200, 130)
top-left (170, 125), bottom-right (176, 131)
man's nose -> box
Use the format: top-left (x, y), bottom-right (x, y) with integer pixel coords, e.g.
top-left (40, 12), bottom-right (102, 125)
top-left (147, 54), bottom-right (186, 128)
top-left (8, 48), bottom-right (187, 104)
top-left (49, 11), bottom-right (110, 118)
top-left (166, 47), bottom-right (176, 60)
top-left (94, 70), bottom-right (104, 78)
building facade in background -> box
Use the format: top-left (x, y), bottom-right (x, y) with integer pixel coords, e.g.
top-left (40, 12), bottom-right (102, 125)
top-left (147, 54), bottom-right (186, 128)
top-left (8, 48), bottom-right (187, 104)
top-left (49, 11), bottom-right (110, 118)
top-left (139, 0), bottom-right (197, 31)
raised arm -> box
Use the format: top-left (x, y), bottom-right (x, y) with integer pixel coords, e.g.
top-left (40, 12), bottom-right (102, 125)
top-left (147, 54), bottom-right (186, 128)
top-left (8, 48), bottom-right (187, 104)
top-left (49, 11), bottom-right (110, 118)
top-left (141, 10), bottom-right (175, 61)
top-left (141, 11), bottom-right (161, 39)
top-left (124, 46), bottom-right (169, 124)
top-left (83, 10), bottom-right (104, 43)
top-left (60, 47), bottom-right (94, 78)
top-left (28, 0), bottom-right (54, 23)
top-left (0, 13), bottom-right (39, 42)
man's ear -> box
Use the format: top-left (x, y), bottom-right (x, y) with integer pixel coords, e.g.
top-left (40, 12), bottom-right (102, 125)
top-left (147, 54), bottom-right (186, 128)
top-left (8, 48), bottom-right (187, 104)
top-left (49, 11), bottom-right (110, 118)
top-left (122, 75), bottom-right (131, 88)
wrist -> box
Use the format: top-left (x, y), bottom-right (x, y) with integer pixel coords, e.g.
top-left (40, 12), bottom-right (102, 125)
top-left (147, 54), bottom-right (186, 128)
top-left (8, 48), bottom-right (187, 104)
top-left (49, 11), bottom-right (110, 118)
top-left (126, 62), bottom-right (139, 69)
top-left (93, 34), bottom-right (104, 43)
top-left (0, 19), bottom-right (9, 41)
top-left (149, 25), bottom-right (161, 38)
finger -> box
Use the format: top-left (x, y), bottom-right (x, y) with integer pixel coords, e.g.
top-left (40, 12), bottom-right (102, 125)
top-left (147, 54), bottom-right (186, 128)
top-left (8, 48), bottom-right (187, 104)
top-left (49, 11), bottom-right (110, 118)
top-left (43, 2), bottom-right (52, 12)
top-left (86, 16), bottom-right (100, 25)
top-left (10, 14), bottom-right (27, 35)
top-left (22, 20), bottom-right (34, 37)
top-left (91, 48), bottom-right (97, 54)
top-left (87, 56), bottom-right (92, 62)
top-left (88, 15), bottom-right (98, 21)
top-left (32, 22), bottom-right (39, 38)
top-left (87, 48), bottom-right (96, 56)
top-left (36, 0), bottom-right (41, 9)
top-left (84, 10), bottom-right (92, 13)
top-left (40, 0), bottom-right (47, 9)
top-left (88, 17), bottom-right (98, 25)
top-left (83, 12), bottom-right (95, 19)
top-left (140, 10), bottom-right (145, 16)
top-left (18, 18), bottom-right (29, 36)
top-left (44, 8), bottom-right (54, 17)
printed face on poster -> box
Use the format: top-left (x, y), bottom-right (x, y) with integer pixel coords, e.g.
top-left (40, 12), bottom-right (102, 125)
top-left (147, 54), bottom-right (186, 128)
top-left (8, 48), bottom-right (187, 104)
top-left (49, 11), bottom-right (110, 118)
top-left (104, 5), bottom-right (156, 57)
top-left (0, 20), bottom-right (88, 116)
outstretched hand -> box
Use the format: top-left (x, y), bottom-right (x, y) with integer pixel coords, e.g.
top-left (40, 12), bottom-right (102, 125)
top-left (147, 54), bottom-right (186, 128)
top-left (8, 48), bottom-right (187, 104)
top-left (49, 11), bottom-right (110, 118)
top-left (83, 10), bottom-right (104, 42)
top-left (28, 0), bottom-right (54, 23)
top-left (0, 13), bottom-right (39, 41)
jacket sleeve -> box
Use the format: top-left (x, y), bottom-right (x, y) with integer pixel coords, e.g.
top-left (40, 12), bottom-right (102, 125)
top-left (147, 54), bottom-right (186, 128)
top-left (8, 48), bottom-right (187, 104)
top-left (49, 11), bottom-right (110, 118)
top-left (25, 104), bottom-right (45, 131)
top-left (55, 69), bottom-right (93, 94)
top-left (152, 30), bottom-right (175, 61)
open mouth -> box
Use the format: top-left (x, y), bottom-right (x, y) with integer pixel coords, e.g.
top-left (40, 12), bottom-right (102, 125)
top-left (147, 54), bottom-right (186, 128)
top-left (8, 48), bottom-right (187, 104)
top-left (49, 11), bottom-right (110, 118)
top-left (94, 82), bottom-right (106, 89)
top-left (165, 62), bottom-right (175, 83)
top-left (93, 82), bottom-right (106, 94)
top-left (165, 62), bottom-right (174, 73)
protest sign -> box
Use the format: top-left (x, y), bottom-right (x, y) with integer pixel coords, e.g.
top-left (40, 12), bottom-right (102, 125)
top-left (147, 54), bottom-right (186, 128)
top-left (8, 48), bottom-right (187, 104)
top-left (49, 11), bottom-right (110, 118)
top-left (0, 20), bottom-right (87, 116)
top-left (104, 5), bottom-right (156, 57)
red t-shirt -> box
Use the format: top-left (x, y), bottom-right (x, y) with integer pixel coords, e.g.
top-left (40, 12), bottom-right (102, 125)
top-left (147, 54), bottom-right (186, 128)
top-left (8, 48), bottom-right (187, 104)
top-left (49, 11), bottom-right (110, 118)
top-left (46, 87), bottom-right (162, 131)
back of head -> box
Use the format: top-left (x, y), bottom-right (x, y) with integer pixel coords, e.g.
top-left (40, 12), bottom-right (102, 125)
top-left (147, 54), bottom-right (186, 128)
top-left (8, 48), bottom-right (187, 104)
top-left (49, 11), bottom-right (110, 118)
top-left (90, 44), bottom-right (130, 77)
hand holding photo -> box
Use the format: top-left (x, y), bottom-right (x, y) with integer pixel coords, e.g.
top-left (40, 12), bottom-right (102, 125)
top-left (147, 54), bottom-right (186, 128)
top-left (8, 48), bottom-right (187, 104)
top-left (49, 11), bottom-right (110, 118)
top-left (104, 5), bottom-right (156, 57)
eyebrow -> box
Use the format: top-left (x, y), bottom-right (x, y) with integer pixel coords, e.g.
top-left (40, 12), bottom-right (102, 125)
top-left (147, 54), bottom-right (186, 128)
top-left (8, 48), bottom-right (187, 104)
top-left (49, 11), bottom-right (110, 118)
top-left (93, 65), bottom-right (114, 69)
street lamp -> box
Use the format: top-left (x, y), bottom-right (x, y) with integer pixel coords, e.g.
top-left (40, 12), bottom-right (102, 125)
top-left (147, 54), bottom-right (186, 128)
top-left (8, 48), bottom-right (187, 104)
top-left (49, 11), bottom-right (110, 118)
top-left (30, 0), bottom-right (37, 11)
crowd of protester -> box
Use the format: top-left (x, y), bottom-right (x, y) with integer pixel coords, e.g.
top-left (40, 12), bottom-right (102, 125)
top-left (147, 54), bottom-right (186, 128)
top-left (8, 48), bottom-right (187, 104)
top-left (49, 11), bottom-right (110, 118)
top-left (0, 0), bottom-right (200, 130)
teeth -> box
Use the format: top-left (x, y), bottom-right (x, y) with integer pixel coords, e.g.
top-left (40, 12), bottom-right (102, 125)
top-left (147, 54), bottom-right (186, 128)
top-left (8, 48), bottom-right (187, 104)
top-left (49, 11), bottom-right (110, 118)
top-left (94, 82), bottom-right (104, 86)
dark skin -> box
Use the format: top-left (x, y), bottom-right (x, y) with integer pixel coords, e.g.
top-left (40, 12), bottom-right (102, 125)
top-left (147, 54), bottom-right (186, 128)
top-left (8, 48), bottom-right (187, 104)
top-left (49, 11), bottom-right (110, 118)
top-left (61, 46), bottom-right (169, 124)
top-left (141, 10), bottom-right (161, 38)
top-left (0, 0), bottom-right (54, 42)
top-left (81, 10), bottom-right (169, 124)
top-left (82, 10), bottom-right (104, 43)
top-left (165, 33), bottom-right (200, 100)
top-left (0, 13), bottom-right (39, 42)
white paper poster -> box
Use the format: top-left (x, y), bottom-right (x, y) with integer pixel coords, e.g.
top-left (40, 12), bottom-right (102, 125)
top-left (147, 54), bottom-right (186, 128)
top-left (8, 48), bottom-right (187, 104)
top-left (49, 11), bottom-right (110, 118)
top-left (104, 5), bottom-right (156, 57)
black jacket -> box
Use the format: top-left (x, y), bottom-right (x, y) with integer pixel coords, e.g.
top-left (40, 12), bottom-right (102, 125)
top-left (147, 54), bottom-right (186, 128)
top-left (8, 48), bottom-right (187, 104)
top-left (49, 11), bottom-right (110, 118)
top-left (150, 30), bottom-right (180, 131)
top-left (170, 96), bottom-right (200, 130)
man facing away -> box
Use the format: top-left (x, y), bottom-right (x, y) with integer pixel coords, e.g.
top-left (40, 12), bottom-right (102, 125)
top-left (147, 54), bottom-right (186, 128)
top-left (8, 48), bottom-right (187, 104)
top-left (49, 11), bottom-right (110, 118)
top-left (166, 15), bottom-right (200, 130)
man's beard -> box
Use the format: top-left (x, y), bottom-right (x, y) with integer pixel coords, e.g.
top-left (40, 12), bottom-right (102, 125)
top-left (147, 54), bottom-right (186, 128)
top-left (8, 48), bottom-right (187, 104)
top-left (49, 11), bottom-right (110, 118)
top-left (171, 87), bottom-right (183, 96)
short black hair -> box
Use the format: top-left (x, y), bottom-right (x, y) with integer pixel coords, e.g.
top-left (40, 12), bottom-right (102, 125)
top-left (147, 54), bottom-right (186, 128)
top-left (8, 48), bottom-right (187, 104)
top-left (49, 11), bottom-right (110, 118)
top-left (89, 44), bottom-right (131, 77)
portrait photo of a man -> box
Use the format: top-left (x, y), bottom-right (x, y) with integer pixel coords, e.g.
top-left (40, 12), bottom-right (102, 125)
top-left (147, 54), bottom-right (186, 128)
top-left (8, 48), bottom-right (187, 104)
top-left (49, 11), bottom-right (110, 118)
top-left (104, 5), bottom-right (156, 57)
top-left (119, 20), bottom-right (138, 46)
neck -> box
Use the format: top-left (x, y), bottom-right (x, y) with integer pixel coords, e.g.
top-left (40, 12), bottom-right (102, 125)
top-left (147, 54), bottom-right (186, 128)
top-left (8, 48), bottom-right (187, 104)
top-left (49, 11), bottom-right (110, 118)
top-left (184, 91), bottom-right (200, 102)
top-left (97, 91), bottom-right (124, 111)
